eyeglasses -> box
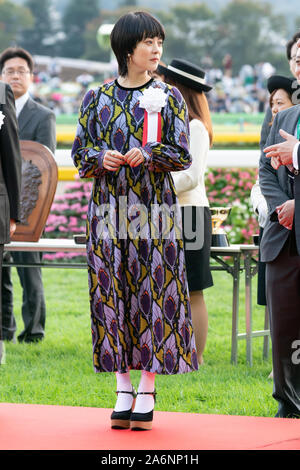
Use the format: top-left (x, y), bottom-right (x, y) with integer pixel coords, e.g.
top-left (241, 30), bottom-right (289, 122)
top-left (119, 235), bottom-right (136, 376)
top-left (2, 69), bottom-right (31, 77)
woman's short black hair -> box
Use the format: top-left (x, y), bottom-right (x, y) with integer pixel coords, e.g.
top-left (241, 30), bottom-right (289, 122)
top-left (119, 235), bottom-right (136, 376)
top-left (110, 11), bottom-right (165, 77)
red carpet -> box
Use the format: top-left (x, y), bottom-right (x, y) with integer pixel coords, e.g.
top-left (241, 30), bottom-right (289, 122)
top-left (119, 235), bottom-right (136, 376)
top-left (0, 403), bottom-right (300, 450)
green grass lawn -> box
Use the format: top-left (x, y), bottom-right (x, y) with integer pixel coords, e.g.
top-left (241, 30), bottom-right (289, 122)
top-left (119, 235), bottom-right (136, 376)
top-left (0, 267), bottom-right (275, 417)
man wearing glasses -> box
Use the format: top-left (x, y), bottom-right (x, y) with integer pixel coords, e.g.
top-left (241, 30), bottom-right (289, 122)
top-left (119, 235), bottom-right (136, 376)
top-left (0, 47), bottom-right (56, 344)
top-left (258, 39), bottom-right (300, 418)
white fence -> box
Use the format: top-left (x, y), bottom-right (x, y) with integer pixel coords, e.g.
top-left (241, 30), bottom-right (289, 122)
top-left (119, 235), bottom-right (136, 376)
top-left (55, 149), bottom-right (261, 168)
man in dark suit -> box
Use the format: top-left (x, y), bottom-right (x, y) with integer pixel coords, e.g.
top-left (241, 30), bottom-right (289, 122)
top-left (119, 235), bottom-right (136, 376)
top-left (260, 30), bottom-right (300, 151)
top-left (0, 47), bottom-right (56, 343)
top-left (0, 81), bottom-right (22, 362)
top-left (259, 40), bottom-right (300, 418)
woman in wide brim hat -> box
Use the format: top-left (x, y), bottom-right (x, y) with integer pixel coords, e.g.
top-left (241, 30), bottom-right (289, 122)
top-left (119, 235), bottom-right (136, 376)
top-left (157, 58), bottom-right (213, 365)
top-left (157, 58), bottom-right (213, 93)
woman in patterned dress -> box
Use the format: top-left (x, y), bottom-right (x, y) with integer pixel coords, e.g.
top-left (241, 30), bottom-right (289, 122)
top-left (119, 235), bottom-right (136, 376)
top-left (71, 11), bottom-right (198, 431)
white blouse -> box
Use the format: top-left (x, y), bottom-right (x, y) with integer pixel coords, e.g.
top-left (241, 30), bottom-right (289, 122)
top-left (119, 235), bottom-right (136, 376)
top-left (172, 118), bottom-right (210, 207)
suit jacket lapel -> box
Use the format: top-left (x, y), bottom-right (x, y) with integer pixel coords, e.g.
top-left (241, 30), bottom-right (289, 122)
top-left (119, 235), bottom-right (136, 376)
top-left (18, 98), bottom-right (35, 134)
top-left (288, 106), bottom-right (300, 138)
top-left (276, 105), bottom-right (300, 143)
top-left (0, 82), bottom-right (6, 104)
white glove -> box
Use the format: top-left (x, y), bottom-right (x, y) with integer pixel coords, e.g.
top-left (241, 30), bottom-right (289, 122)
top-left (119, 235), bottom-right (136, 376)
top-left (257, 199), bottom-right (268, 228)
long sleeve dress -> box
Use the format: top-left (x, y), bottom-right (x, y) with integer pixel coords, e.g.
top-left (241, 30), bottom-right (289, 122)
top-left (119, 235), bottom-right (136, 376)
top-left (71, 77), bottom-right (198, 375)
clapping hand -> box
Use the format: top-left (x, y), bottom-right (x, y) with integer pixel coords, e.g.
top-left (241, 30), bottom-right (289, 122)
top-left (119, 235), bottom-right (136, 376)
top-left (264, 129), bottom-right (298, 168)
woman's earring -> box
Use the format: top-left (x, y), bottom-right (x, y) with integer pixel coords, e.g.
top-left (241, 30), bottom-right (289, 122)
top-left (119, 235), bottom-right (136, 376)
top-left (127, 54), bottom-right (131, 63)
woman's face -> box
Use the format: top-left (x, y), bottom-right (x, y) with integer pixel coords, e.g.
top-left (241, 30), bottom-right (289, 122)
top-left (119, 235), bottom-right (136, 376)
top-left (129, 36), bottom-right (163, 74)
top-left (271, 89), bottom-right (293, 117)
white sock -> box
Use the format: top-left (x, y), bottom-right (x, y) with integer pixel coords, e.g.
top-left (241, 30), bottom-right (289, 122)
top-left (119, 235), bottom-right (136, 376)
top-left (114, 372), bottom-right (134, 412)
top-left (133, 371), bottom-right (156, 414)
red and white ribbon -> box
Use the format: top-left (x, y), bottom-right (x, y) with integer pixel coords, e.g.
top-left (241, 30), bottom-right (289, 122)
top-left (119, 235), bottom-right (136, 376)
top-left (142, 110), bottom-right (162, 146)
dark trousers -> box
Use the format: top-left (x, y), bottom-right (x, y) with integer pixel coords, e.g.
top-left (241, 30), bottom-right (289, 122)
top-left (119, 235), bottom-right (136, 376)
top-left (1, 251), bottom-right (46, 342)
top-left (266, 241), bottom-right (300, 417)
top-left (2, 252), bottom-right (15, 339)
top-left (257, 226), bottom-right (267, 306)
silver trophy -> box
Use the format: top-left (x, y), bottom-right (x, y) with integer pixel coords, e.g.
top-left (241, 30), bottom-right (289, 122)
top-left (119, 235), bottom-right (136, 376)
top-left (210, 207), bottom-right (231, 247)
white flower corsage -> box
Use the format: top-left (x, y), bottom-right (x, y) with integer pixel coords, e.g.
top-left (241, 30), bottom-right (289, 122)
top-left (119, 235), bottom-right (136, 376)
top-left (0, 111), bottom-right (5, 130)
top-left (139, 87), bottom-right (167, 113)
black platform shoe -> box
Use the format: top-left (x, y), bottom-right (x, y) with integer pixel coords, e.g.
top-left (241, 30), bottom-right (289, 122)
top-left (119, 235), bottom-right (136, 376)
top-left (110, 388), bottom-right (137, 429)
top-left (130, 390), bottom-right (157, 431)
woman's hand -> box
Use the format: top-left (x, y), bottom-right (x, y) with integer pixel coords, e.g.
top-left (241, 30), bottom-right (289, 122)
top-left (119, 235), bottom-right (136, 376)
top-left (124, 148), bottom-right (145, 167)
top-left (103, 150), bottom-right (124, 171)
top-left (276, 199), bottom-right (295, 230)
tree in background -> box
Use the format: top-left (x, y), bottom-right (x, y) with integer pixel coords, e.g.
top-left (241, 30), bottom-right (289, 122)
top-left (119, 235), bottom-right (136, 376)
top-left (21, 0), bottom-right (55, 56)
top-left (157, 4), bottom-right (215, 67)
top-left (82, 5), bottom-right (140, 62)
top-left (2, 0), bottom-right (292, 77)
top-left (82, 17), bottom-right (110, 62)
top-left (156, 1), bottom-right (289, 75)
top-left (118, 0), bottom-right (137, 5)
top-left (60, 0), bottom-right (101, 58)
top-left (0, 0), bottom-right (33, 49)
top-left (212, 0), bottom-right (288, 75)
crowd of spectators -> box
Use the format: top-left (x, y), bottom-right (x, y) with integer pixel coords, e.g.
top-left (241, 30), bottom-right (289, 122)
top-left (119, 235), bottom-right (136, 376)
top-left (202, 55), bottom-right (276, 113)
top-left (30, 60), bottom-right (99, 115)
top-left (29, 55), bottom-right (277, 116)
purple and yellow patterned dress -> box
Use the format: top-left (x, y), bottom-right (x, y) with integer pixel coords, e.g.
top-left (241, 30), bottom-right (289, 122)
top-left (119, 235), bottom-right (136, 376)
top-left (71, 78), bottom-right (198, 375)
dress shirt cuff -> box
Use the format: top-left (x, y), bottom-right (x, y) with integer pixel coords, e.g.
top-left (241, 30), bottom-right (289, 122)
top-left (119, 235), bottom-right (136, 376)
top-left (292, 142), bottom-right (300, 170)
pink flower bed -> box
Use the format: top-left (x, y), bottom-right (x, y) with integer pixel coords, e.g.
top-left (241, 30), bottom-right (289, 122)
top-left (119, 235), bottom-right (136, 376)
top-left (206, 167), bottom-right (259, 244)
top-left (44, 178), bottom-right (92, 262)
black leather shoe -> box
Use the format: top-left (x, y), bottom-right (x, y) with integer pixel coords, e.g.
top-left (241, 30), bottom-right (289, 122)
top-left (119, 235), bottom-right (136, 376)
top-left (111, 388), bottom-right (137, 429)
top-left (130, 390), bottom-right (157, 431)
top-left (3, 334), bottom-right (16, 343)
top-left (18, 334), bottom-right (44, 343)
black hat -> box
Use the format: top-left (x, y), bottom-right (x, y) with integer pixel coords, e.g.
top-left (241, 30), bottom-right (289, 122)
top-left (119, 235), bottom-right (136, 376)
top-left (157, 58), bottom-right (212, 93)
top-left (267, 75), bottom-right (297, 96)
